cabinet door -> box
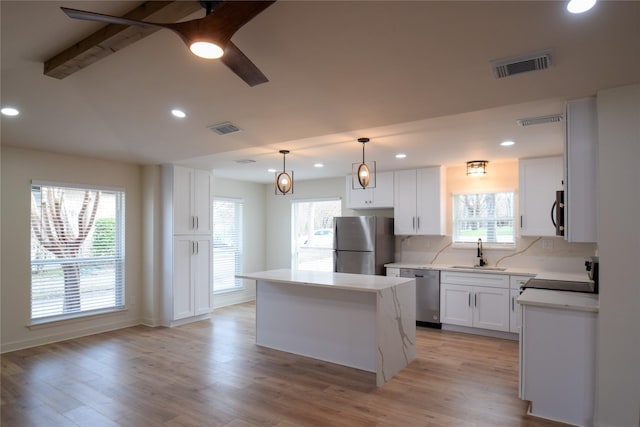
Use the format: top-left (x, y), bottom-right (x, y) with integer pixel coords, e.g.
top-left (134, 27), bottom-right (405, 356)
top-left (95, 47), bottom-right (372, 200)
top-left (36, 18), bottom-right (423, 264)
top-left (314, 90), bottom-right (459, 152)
top-left (193, 169), bottom-right (212, 234)
top-left (440, 283), bottom-right (473, 327)
top-left (371, 171), bottom-right (394, 207)
top-left (173, 237), bottom-right (194, 320)
top-left (394, 169), bottom-right (417, 234)
top-left (346, 174), bottom-right (373, 209)
top-left (473, 286), bottom-right (510, 332)
top-left (386, 267), bottom-right (400, 277)
top-left (193, 237), bottom-right (213, 316)
top-left (519, 157), bottom-right (563, 236)
top-left (173, 166), bottom-right (195, 235)
top-left (416, 166), bottom-right (445, 235)
top-left (510, 289), bottom-right (522, 333)
top-left (564, 97), bottom-right (598, 243)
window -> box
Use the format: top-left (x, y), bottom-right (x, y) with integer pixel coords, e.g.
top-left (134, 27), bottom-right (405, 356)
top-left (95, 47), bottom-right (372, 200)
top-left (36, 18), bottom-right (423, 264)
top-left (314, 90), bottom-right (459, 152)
top-left (292, 199), bottom-right (341, 271)
top-left (453, 192), bottom-right (515, 244)
top-left (30, 183), bottom-right (125, 322)
top-left (213, 198), bottom-right (243, 292)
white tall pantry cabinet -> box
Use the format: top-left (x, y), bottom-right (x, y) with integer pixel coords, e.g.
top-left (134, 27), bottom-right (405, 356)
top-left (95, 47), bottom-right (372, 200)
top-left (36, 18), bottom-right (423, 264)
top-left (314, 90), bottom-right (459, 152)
top-left (162, 165), bottom-right (213, 326)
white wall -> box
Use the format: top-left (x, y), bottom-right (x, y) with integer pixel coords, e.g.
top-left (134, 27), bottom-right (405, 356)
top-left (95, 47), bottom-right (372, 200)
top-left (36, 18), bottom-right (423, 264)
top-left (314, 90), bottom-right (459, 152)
top-left (594, 84), bottom-right (640, 426)
top-left (141, 165), bottom-right (163, 326)
top-left (1, 147), bottom-right (143, 352)
top-left (212, 176), bottom-right (266, 308)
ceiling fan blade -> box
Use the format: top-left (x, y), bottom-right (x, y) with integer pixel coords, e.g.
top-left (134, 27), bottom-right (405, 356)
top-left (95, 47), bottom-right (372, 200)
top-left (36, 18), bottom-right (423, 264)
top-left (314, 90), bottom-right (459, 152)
top-left (61, 7), bottom-right (165, 30)
top-left (221, 41), bottom-right (269, 87)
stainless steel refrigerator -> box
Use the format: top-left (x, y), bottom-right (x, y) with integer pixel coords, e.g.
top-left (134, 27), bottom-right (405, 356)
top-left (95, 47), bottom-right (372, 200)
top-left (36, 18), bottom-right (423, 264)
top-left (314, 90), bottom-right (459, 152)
top-left (333, 216), bottom-right (395, 275)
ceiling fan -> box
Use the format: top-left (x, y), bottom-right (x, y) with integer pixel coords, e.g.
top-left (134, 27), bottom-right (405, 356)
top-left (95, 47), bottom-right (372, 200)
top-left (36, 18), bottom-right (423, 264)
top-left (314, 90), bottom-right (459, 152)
top-left (61, 1), bottom-right (276, 87)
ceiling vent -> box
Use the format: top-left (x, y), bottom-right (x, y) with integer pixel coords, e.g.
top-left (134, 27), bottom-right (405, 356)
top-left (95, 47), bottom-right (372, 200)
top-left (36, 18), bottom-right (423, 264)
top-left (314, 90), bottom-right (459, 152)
top-left (208, 122), bottom-right (241, 135)
top-left (516, 113), bottom-right (564, 126)
top-left (235, 159), bottom-right (256, 164)
top-left (491, 49), bottom-right (552, 79)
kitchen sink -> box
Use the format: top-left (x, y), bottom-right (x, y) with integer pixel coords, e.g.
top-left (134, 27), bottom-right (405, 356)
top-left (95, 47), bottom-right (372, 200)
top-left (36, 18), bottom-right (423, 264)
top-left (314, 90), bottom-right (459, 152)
top-left (450, 265), bottom-right (507, 271)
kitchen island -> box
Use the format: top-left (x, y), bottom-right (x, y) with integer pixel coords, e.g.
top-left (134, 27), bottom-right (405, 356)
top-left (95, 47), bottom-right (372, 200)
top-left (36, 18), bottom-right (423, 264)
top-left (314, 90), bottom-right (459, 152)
top-left (237, 269), bottom-right (416, 386)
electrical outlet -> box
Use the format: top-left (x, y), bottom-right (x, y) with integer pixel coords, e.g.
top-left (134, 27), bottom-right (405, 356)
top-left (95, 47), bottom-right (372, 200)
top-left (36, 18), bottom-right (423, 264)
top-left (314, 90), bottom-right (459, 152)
top-left (542, 239), bottom-right (554, 250)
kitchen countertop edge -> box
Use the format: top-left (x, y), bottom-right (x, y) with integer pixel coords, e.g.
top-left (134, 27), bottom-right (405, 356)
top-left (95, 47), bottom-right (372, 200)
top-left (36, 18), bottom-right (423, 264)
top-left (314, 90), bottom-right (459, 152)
top-left (237, 269), bottom-right (415, 293)
top-left (517, 288), bottom-right (599, 313)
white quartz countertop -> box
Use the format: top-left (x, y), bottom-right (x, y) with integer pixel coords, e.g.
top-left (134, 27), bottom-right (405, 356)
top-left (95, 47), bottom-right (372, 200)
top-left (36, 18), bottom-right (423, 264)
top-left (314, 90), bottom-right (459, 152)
top-left (237, 269), bottom-right (415, 293)
top-left (518, 288), bottom-right (599, 313)
top-left (385, 263), bottom-right (592, 282)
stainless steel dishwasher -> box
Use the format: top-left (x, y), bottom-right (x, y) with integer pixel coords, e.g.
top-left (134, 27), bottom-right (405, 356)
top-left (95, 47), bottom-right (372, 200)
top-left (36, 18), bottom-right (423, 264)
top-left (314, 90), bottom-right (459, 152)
top-left (400, 268), bottom-right (441, 328)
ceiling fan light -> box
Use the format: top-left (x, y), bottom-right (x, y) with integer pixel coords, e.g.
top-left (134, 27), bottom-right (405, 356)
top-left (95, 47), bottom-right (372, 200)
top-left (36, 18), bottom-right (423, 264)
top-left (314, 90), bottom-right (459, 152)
top-left (190, 41), bottom-right (224, 59)
top-left (567, 0), bottom-right (597, 13)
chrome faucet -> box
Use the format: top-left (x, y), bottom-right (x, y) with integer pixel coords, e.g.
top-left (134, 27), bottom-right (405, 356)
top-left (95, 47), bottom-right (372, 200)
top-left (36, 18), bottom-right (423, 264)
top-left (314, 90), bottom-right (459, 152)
top-left (476, 238), bottom-right (486, 267)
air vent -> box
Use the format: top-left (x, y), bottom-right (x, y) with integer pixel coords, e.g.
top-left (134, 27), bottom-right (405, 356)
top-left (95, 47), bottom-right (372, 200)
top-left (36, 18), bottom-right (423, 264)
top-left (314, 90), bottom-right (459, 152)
top-left (208, 122), bottom-right (241, 135)
top-left (491, 49), bottom-right (552, 79)
top-left (235, 159), bottom-right (256, 164)
top-left (516, 114), bottom-right (564, 126)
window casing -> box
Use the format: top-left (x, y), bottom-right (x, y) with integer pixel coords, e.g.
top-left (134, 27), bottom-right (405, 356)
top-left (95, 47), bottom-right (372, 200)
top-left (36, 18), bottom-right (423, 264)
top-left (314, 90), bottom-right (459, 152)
top-left (213, 198), bottom-right (243, 293)
top-left (30, 183), bottom-right (125, 323)
top-left (292, 199), bottom-right (341, 271)
top-left (452, 192), bottom-right (515, 245)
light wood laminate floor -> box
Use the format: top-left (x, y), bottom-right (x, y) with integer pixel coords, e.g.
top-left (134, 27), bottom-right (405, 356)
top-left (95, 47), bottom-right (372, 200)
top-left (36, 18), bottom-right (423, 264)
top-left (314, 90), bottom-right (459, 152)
top-left (1, 302), bottom-right (566, 426)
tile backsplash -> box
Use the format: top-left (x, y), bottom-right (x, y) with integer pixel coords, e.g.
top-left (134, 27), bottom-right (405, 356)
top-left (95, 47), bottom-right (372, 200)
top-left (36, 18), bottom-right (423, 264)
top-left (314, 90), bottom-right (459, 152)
top-left (396, 235), bottom-right (596, 275)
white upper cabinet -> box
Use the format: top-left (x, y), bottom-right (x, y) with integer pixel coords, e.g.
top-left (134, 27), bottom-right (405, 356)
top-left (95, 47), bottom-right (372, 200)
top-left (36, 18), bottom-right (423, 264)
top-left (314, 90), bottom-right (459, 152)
top-left (345, 171), bottom-right (394, 209)
top-left (519, 156), bottom-right (563, 236)
top-left (564, 97), bottom-right (598, 243)
top-left (171, 166), bottom-right (213, 235)
top-left (394, 167), bottom-right (446, 235)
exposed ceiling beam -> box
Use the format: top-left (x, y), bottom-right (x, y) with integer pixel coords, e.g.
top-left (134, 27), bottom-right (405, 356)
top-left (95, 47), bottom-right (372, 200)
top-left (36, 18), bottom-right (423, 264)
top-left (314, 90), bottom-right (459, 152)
top-left (44, 1), bottom-right (202, 79)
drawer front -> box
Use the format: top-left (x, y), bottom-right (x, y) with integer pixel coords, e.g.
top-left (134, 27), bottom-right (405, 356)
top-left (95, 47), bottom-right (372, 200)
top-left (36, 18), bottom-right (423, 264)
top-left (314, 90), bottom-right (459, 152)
top-left (441, 271), bottom-right (509, 289)
top-left (510, 275), bottom-right (531, 290)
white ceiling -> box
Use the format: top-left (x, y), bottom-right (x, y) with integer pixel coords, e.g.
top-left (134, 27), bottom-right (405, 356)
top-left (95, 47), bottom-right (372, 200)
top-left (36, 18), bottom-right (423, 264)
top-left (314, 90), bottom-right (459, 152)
top-left (2, 1), bottom-right (639, 183)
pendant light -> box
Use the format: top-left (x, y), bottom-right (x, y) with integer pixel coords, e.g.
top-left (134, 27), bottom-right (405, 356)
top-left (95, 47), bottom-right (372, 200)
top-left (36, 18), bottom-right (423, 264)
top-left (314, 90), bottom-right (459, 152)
top-left (275, 150), bottom-right (293, 195)
top-left (352, 137), bottom-right (376, 189)
top-left (466, 160), bottom-right (488, 177)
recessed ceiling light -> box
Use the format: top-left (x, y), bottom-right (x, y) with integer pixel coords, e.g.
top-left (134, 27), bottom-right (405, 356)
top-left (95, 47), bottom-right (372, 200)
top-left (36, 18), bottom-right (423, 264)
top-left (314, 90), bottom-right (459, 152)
top-left (314, 163), bottom-right (324, 168)
top-left (1, 107), bottom-right (20, 116)
top-left (267, 168), bottom-right (277, 173)
top-left (395, 153), bottom-right (407, 159)
top-left (171, 109), bottom-right (186, 118)
top-left (500, 140), bottom-right (515, 146)
top-left (567, 0), bottom-right (597, 14)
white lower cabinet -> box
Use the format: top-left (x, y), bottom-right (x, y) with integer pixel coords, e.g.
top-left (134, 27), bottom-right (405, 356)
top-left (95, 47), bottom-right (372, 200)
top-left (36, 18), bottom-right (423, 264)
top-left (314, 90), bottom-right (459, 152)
top-left (171, 235), bottom-right (212, 322)
top-left (510, 289), bottom-right (522, 333)
top-left (386, 267), bottom-right (400, 277)
top-left (509, 276), bottom-right (529, 333)
top-left (520, 302), bottom-right (596, 426)
top-left (440, 271), bottom-right (510, 332)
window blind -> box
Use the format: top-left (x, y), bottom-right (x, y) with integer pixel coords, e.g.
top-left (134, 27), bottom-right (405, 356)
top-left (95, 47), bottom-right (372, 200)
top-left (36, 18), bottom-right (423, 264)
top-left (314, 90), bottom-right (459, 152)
top-left (213, 198), bottom-right (243, 292)
top-left (453, 192), bottom-right (515, 244)
top-left (30, 184), bottom-right (125, 321)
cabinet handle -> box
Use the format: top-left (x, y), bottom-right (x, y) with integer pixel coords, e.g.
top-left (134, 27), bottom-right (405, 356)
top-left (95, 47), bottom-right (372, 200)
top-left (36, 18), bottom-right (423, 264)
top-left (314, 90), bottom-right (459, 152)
top-left (468, 293), bottom-right (471, 307)
top-left (192, 216), bottom-right (196, 230)
top-left (520, 215), bottom-right (523, 228)
top-left (196, 241), bottom-right (199, 254)
top-left (191, 241), bottom-right (195, 255)
top-left (417, 216), bottom-right (420, 230)
top-left (512, 296), bottom-right (515, 311)
top-left (413, 216), bottom-right (416, 230)
top-left (196, 216), bottom-right (199, 230)
top-left (474, 293), bottom-right (477, 307)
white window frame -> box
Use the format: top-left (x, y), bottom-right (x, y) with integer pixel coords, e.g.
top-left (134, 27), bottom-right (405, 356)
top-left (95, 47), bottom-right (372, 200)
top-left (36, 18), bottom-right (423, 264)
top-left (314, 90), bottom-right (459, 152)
top-left (30, 181), bottom-right (126, 325)
top-left (291, 198), bottom-right (341, 272)
top-left (212, 197), bottom-right (243, 293)
top-left (452, 191), bottom-right (516, 248)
